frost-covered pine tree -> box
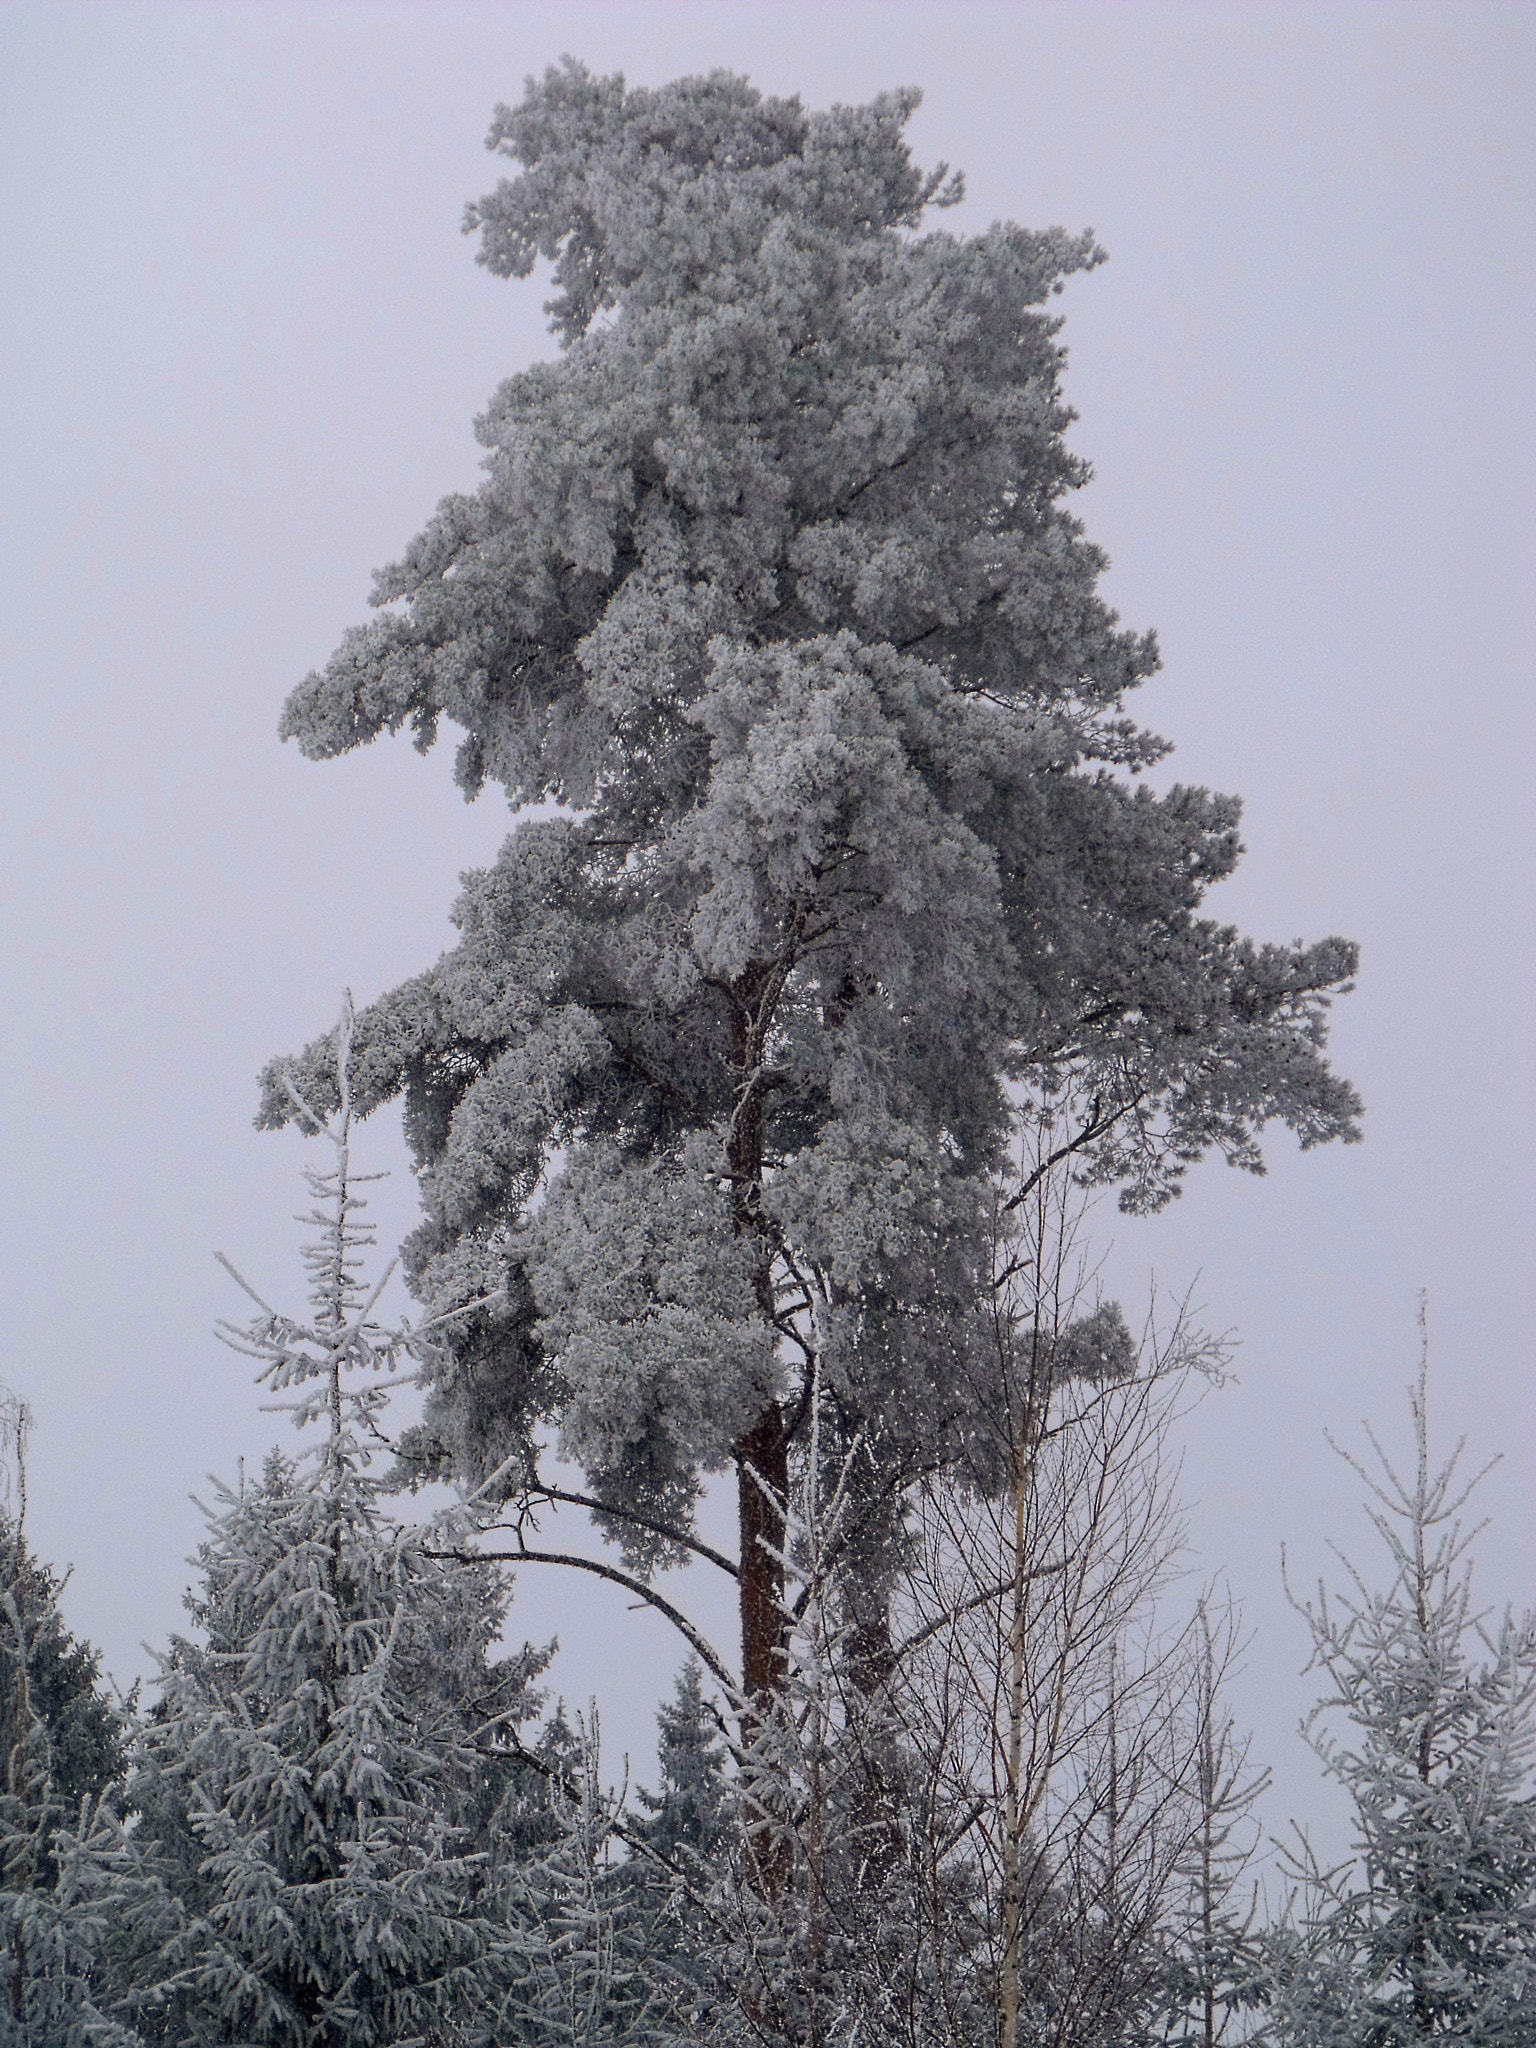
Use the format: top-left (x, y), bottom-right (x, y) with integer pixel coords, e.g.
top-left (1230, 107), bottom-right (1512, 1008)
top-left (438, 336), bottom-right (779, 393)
top-left (262, 62), bottom-right (1362, 1744)
top-left (1268, 1323), bottom-right (1536, 2044)
top-left (87, 1000), bottom-right (550, 2047)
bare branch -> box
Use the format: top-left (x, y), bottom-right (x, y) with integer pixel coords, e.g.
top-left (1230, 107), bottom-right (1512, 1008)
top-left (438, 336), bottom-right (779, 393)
top-left (429, 1543), bottom-right (738, 1697)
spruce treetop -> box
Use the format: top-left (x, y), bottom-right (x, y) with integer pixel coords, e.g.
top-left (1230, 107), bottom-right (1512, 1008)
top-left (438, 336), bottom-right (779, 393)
top-left (85, 1007), bottom-right (552, 2047)
top-left (1272, 1328), bottom-right (1536, 2044)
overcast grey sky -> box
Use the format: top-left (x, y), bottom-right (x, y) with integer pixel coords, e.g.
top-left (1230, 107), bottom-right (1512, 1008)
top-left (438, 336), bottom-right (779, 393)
top-left (2, 0), bottom-right (1532, 1847)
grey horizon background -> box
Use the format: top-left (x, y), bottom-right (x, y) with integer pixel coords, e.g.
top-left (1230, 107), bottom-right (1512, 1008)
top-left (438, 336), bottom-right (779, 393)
top-left (3, 0), bottom-right (1532, 1858)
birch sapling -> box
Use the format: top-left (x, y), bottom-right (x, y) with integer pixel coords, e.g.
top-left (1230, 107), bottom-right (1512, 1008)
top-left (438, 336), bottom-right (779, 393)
top-left (896, 1156), bottom-right (1230, 2048)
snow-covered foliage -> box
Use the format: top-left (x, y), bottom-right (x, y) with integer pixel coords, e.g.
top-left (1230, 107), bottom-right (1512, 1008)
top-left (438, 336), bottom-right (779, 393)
top-left (635, 1662), bottom-right (729, 1877)
top-left (61, 1003), bottom-right (553, 2046)
top-left (1267, 1323), bottom-right (1536, 2044)
top-left (258, 63), bottom-right (1361, 1739)
top-left (502, 1717), bottom-right (683, 2047)
top-left (651, 1381), bottom-right (996, 2047)
top-left (99, 1457), bottom-right (545, 2047)
top-left (0, 58), bottom-right (1447, 2048)
top-left (0, 1032), bottom-right (1519, 2047)
top-left (0, 1393), bottom-right (133, 2044)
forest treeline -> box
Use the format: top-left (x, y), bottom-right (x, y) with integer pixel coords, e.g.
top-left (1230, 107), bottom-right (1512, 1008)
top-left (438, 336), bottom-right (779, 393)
top-left (1, 1077), bottom-right (1530, 2043)
top-left (7, 57), bottom-right (1529, 2044)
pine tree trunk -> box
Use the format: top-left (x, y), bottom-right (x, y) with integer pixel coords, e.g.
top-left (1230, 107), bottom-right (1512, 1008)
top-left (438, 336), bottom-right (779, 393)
top-left (736, 1403), bottom-right (790, 1713)
top-left (726, 958), bottom-right (796, 1895)
top-left (735, 1401), bottom-right (790, 1899)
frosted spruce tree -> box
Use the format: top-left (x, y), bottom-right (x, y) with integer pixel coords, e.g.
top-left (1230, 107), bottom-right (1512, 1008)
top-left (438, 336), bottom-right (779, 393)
top-left (630, 1661), bottom-right (730, 2002)
top-left (1268, 1325), bottom-right (1536, 2044)
top-left (637, 1663), bottom-right (729, 1878)
top-left (502, 1718), bottom-right (685, 2047)
top-left (261, 63), bottom-right (1362, 1746)
top-left (0, 1399), bottom-right (134, 2045)
top-left (92, 1001), bottom-right (549, 2047)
